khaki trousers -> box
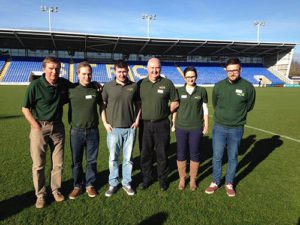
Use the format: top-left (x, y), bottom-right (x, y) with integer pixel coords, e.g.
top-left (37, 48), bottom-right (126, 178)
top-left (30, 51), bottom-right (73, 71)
top-left (29, 122), bottom-right (65, 197)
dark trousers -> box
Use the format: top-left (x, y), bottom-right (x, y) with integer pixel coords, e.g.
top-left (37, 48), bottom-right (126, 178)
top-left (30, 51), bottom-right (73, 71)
top-left (140, 119), bottom-right (170, 186)
top-left (175, 127), bottom-right (203, 162)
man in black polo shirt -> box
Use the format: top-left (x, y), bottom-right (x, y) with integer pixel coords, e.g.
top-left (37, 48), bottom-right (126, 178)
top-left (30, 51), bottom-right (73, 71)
top-left (138, 58), bottom-right (179, 191)
top-left (22, 56), bottom-right (70, 208)
top-left (101, 60), bottom-right (141, 197)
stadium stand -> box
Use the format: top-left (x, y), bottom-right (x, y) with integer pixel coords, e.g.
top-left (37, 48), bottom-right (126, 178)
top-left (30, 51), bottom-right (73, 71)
top-left (0, 57), bottom-right (6, 72)
top-left (178, 63), bottom-right (284, 85)
top-left (73, 62), bottom-right (111, 83)
top-left (1, 57), bottom-right (69, 83)
top-left (242, 64), bottom-right (284, 85)
top-left (0, 57), bottom-right (285, 85)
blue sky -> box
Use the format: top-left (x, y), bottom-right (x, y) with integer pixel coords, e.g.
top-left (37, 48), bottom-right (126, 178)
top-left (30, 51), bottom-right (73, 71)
top-left (0, 0), bottom-right (299, 58)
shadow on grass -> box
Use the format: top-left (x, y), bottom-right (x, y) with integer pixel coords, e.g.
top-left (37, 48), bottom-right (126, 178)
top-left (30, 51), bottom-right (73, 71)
top-left (0, 167), bottom-right (110, 221)
top-left (138, 212), bottom-right (168, 225)
top-left (235, 135), bottom-right (283, 187)
top-left (0, 115), bottom-right (23, 120)
top-left (0, 191), bottom-right (35, 221)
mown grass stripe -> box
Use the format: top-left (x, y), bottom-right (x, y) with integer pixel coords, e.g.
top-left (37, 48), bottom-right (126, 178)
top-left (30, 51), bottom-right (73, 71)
top-left (245, 124), bottom-right (300, 143)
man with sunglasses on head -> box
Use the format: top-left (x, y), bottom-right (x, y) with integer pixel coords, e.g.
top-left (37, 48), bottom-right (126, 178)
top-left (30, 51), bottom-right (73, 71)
top-left (205, 58), bottom-right (256, 197)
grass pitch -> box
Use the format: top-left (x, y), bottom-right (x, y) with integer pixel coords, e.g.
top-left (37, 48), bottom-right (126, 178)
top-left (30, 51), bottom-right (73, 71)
top-left (0, 86), bottom-right (299, 225)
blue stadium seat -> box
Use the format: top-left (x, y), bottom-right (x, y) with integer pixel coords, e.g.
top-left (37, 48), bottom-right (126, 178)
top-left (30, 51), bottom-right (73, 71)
top-left (0, 57), bottom-right (284, 86)
top-left (2, 57), bottom-right (69, 82)
top-left (0, 57), bottom-right (6, 72)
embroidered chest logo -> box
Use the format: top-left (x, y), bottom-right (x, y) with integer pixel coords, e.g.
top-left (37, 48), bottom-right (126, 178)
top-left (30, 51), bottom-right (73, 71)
top-left (127, 87), bottom-right (134, 92)
top-left (194, 95), bottom-right (201, 99)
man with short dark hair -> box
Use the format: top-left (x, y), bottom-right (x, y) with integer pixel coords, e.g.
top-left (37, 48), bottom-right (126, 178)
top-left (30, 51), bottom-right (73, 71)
top-left (101, 60), bottom-right (140, 197)
top-left (138, 57), bottom-right (179, 191)
top-left (68, 61), bottom-right (102, 200)
top-left (205, 58), bottom-right (256, 197)
top-left (22, 56), bottom-right (70, 208)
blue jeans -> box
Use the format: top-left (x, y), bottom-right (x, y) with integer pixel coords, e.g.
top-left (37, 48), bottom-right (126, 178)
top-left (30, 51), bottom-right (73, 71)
top-left (212, 124), bottom-right (244, 185)
top-left (107, 128), bottom-right (136, 187)
top-left (70, 127), bottom-right (99, 188)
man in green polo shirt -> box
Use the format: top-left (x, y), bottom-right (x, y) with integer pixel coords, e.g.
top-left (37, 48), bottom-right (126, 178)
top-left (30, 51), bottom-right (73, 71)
top-left (205, 57), bottom-right (256, 197)
top-left (22, 56), bottom-right (70, 208)
top-left (68, 61), bottom-right (102, 200)
top-left (101, 60), bottom-right (141, 197)
top-left (138, 57), bottom-right (179, 191)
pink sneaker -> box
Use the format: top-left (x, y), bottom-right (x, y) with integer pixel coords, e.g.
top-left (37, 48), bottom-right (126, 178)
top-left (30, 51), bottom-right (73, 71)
top-left (205, 182), bottom-right (218, 194)
top-left (225, 183), bottom-right (236, 197)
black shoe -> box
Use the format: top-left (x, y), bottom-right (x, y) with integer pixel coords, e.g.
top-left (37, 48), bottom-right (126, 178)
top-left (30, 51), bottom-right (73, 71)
top-left (160, 183), bottom-right (168, 191)
top-left (139, 182), bottom-right (150, 190)
top-left (160, 186), bottom-right (167, 191)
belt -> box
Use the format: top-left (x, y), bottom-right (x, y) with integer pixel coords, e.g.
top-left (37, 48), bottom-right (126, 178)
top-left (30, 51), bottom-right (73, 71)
top-left (143, 118), bottom-right (168, 123)
top-left (39, 120), bottom-right (61, 126)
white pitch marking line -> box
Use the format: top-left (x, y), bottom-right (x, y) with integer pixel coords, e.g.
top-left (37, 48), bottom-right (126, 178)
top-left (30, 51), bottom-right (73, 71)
top-left (245, 125), bottom-right (300, 144)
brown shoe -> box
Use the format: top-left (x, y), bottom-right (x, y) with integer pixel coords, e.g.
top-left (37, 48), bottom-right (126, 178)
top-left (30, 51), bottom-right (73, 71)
top-left (69, 187), bottom-right (81, 200)
top-left (53, 192), bottom-right (65, 202)
top-left (35, 196), bottom-right (46, 209)
top-left (86, 187), bottom-right (97, 198)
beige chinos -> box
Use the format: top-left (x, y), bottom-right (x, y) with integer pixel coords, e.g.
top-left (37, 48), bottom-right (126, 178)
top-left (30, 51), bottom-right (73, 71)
top-left (30, 122), bottom-right (65, 197)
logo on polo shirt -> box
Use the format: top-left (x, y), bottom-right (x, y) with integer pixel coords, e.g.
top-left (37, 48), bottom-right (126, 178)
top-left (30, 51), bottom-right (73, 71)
top-left (235, 89), bottom-right (245, 96)
top-left (194, 95), bottom-right (201, 99)
top-left (127, 87), bottom-right (134, 92)
top-left (157, 86), bottom-right (166, 94)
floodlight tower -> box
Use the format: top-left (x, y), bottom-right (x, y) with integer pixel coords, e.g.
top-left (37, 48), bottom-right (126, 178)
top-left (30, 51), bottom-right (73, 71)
top-left (254, 21), bottom-right (265, 42)
top-left (41, 6), bottom-right (59, 32)
top-left (142, 14), bottom-right (157, 37)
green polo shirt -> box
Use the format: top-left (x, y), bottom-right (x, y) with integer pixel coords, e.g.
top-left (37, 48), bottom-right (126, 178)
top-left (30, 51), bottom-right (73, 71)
top-left (138, 76), bottom-right (179, 121)
top-left (68, 84), bottom-right (102, 129)
top-left (175, 85), bottom-right (208, 129)
top-left (213, 77), bottom-right (256, 127)
top-left (23, 75), bottom-right (71, 122)
top-left (102, 79), bottom-right (139, 128)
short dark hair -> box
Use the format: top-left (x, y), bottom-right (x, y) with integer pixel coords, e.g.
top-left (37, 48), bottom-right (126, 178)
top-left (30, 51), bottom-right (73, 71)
top-left (183, 66), bottom-right (197, 77)
top-left (77, 61), bottom-right (92, 74)
top-left (114, 60), bottom-right (128, 70)
top-left (225, 58), bottom-right (241, 67)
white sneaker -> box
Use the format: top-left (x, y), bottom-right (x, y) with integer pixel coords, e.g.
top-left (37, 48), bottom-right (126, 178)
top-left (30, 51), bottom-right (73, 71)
top-left (122, 185), bottom-right (135, 196)
top-left (105, 186), bottom-right (117, 197)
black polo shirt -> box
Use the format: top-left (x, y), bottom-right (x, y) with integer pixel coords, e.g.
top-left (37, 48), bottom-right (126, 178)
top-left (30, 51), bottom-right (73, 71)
top-left (102, 79), bottom-right (139, 128)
